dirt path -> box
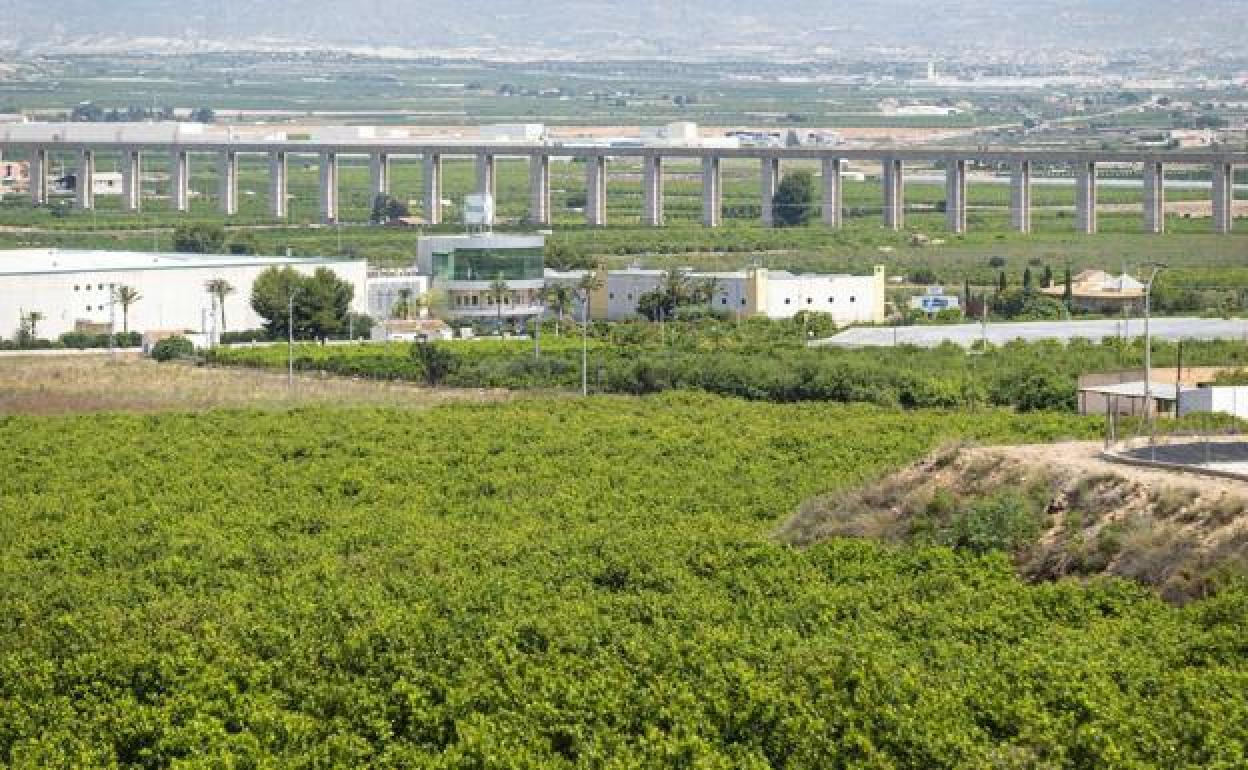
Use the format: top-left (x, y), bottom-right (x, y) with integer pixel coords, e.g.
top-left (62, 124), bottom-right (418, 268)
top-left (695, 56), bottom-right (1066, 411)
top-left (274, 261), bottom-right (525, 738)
top-left (995, 442), bottom-right (1248, 496)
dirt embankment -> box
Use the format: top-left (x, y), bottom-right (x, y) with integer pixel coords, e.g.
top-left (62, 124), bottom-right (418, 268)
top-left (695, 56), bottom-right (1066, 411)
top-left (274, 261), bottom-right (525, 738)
top-left (780, 443), bottom-right (1248, 603)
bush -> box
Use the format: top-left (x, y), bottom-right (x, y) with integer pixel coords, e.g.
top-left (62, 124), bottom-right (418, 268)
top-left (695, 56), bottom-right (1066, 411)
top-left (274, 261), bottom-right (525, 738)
top-left (150, 336), bottom-right (195, 362)
top-left (410, 341), bottom-right (457, 385)
top-left (58, 332), bottom-right (142, 349)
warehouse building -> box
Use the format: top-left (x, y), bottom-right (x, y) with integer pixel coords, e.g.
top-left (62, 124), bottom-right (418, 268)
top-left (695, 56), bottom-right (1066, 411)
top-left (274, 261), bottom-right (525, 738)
top-left (546, 265), bottom-right (887, 324)
top-left (0, 249), bottom-right (368, 339)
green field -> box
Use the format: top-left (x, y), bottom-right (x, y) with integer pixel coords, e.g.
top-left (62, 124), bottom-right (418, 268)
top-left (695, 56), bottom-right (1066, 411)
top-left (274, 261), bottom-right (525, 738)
top-left (4, 394), bottom-right (1248, 766)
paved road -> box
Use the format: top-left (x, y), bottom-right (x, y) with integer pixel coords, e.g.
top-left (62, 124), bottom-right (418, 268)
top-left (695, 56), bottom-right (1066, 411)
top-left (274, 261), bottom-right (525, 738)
top-left (816, 317), bottom-right (1248, 349)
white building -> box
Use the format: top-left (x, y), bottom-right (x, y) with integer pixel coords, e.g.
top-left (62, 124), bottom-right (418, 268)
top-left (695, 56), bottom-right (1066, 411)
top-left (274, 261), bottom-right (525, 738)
top-left (481, 124), bottom-right (546, 143)
top-left (547, 265), bottom-right (887, 325)
top-left (0, 249), bottom-right (368, 340)
top-left (368, 269), bottom-right (431, 321)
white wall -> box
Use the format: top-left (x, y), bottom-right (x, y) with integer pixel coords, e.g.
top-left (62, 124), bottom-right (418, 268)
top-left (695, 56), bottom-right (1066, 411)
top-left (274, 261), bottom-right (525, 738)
top-left (1180, 387), bottom-right (1248, 420)
top-left (1, 260), bottom-right (368, 339)
top-left (765, 275), bottom-right (881, 324)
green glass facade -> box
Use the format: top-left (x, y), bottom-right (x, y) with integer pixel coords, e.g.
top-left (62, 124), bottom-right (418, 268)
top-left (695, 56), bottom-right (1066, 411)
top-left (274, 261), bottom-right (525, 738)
top-left (432, 247), bottom-right (544, 282)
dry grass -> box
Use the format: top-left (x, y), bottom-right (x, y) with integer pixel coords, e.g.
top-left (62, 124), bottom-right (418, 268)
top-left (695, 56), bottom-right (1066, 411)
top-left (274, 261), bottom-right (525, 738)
top-left (781, 442), bottom-right (1248, 604)
top-left (0, 355), bottom-right (514, 415)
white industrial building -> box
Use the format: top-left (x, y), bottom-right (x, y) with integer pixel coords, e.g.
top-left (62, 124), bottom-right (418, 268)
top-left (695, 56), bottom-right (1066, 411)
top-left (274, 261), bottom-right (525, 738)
top-left (0, 249), bottom-right (368, 340)
top-left (547, 265), bottom-right (887, 324)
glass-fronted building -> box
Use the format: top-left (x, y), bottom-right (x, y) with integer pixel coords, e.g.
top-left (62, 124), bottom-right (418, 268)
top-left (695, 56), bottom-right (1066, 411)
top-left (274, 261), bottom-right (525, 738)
top-left (416, 234), bottom-right (546, 322)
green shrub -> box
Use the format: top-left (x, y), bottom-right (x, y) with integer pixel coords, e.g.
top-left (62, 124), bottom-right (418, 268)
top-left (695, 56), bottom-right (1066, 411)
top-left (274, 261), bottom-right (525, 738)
top-left (150, 335), bottom-right (195, 362)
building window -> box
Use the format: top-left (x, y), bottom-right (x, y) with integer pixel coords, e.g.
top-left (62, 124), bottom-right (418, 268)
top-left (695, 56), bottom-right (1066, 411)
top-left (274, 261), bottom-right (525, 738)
top-left (784, 298), bottom-right (791, 305)
top-left (850, 296), bottom-right (856, 303)
top-left (97, 283), bottom-right (104, 290)
top-left (627, 293), bottom-right (633, 300)
top-left (806, 297), bottom-right (812, 305)
top-left (721, 298), bottom-right (728, 305)
top-left (828, 297), bottom-right (834, 303)
top-left (740, 298), bottom-right (746, 306)
top-left (86, 306), bottom-right (91, 312)
top-left (74, 285), bottom-right (80, 291)
top-left (609, 292), bottom-right (615, 300)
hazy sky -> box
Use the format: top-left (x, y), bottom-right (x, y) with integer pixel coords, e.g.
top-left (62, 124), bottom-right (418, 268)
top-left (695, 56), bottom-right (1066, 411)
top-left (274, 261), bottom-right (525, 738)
top-left (4, 0), bottom-right (1245, 55)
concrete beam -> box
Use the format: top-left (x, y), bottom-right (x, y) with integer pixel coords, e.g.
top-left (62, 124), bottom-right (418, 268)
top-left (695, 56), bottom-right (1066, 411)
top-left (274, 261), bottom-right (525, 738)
top-left (760, 157), bottom-right (779, 227)
top-left (171, 149), bottom-right (189, 213)
top-left (76, 149), bottom-right (94, 210)
top-left (821, 157), bottom-right (842, 227)
top-left (1075, 161), bottom-right (1097, 234)
top-left (702, 156), bottom-right (722, 228)
top-left (1213, 162), bottom-right (1234, 234)
top-left (1010, 160), bottom-right (1032, 233)
top-left (528, 154), bottom-right (550, 225)
top-left (29, 147), bottom-right (47, 205)
top-left (642, 155), bottom-right (664, 226)
top-left (883, 158), bottom-right (904, 230)
top-left (269, 151), bottom-right (288, 219)
top-left (319, 151), bottom-right (338, 223)
top-left (945, 158), bottom-right (967, 234)
top-left (218, 150), bottom-right (238, 216)
top-left (1142, 160), bottom-right (1165, 234)
top-left (423, 154), bottom-right (442, 225)
top-left (369, 152), bottom-right (390, 202)
top-left (586, 155), bottom-right (606, 227)
top-left (122, 149), bottom-right (141, 212)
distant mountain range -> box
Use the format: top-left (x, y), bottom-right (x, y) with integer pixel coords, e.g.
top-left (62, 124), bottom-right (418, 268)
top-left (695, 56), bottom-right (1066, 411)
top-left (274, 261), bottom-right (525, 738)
top-left (5, 1), bottom-right (1247, 57)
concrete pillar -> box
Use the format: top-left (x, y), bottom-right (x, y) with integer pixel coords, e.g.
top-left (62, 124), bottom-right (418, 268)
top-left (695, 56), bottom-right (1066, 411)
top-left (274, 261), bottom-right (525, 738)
top-left (1142, 160), bottom-right (1165, 234)
top-left (760, 157), bottom-right (779, 227)
top-left (76, 149), bottom-right (95, 209)
top-left (269, 151), bottom-right (287, 219)
top-left (423, 154), bottom-right (442, 225)
top-left (1010, 160), bottom-right (1032, 233)
top-left (319, 151), bottom-right (338, 223)
top-left (945, 158), bottom-right (967, 234)
top-left (821, 157), bottom-right (842, 227)
top-left (1075, 161), bottom-right (1097, 234)
top-left (29, 147), bottom-right (47, 205)
top-left (218, 150), bottom-right (238, 216)
top-left (702, 156), bottom-right (722, 228)
top-left (171, 149), bottom-right (189, 212)
top-left (586, 155), bottom-right (606, 226)
top-left (1212, 161), bottom-right (1234, 234)
top-left (642, 155), bottom-right (664, 226)
top-left (882, 158), bottom-right (904, 230)
top-left (369, 152), bottom-right (390, 203)
top-left (120, 149), bottom-right (141, 212)
top-left (473, 153), bottom-right (496, 226)
top-left (528, 154), bottom-right (550, 225)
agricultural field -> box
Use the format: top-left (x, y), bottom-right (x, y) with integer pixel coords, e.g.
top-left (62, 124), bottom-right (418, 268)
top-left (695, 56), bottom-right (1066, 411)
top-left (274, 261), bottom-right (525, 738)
top-left (208, 332), bottom-right (1248, 411)
top-left (4, 389), bottom-right (1248, 766)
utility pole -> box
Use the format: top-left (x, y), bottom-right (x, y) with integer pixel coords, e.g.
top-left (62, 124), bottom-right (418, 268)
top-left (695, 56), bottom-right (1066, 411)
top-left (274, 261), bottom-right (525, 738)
top-left (1141, 263), bottom-right (1166, 460)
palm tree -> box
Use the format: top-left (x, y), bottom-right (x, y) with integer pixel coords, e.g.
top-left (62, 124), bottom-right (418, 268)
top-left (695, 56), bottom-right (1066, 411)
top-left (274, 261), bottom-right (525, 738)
top-left (20, 310), bottom-right (44, 342)
top-left (113, 285), bottom-right (142, 333)
top-left (660, 266), bottom-right (691, 307)
top-left (204, 278), bottom-right (235, 333)
top-left (393, 287), bottom-right (414, 320)
top-left (574, 271), bottom-right (604, 396)
top-left (487, 274), bottom-right (510, 335)
top-left (696, 276), bottom-right (720, 315)
top-left (542, 284), bottom-right (574, 336)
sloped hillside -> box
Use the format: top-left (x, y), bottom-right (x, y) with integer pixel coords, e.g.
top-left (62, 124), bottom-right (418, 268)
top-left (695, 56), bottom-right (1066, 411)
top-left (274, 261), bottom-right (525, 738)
top-left (781, 442), bottom-right (1248, 603)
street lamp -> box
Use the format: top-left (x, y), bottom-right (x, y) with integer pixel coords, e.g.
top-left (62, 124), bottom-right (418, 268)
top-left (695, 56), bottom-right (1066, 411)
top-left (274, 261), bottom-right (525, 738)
top-left (1141, 262), bottom-right (1166, 459)
top-left (287, 288), bottom-right (301, 391)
